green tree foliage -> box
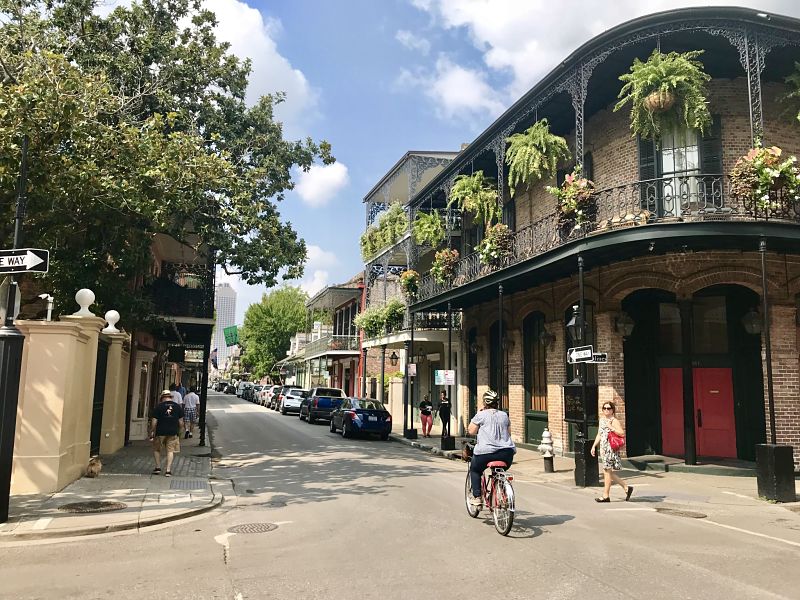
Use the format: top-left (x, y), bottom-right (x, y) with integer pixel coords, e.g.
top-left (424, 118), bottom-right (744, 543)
top-left (0, 0), bottom-right (333, 321)
top-left (240, 286), bottom-right (308, 378)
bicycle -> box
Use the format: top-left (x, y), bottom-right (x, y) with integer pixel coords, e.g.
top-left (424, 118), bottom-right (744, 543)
top-left (463, 443), bottom-right (515, 536)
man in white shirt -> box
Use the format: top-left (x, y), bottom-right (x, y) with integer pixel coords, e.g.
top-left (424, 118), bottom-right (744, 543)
top-left (169, 383), bottom-right (183, 405)
top-left (183, 387), bottom-right (200, 439)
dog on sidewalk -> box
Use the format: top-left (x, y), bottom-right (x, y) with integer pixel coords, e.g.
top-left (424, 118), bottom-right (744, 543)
top-left (85, 456), bottom-right (103, 478)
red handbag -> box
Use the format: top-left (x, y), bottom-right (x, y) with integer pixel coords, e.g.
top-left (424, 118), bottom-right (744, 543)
top-left (608, 431), bottom-right (625, 451)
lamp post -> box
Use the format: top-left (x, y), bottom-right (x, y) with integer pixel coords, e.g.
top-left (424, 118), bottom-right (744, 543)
top-left (498, 284), bottom-right (504, 408)
top-left (0, 135), bottom-right (29, 523)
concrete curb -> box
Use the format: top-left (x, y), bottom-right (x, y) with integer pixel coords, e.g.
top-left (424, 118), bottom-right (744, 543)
top-left (0, 482), bottom-right (226, 543)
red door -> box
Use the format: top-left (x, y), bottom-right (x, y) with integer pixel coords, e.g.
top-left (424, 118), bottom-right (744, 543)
top-left (659, 368), bottom-right (684, 456)
top-left (694, 368), bottom-right (736, 458)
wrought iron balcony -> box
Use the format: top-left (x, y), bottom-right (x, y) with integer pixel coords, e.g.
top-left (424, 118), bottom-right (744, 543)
top-left (148, 262), bottom-right (214, 320)
top-left (305, 334), bottom-right (360, 359)
top-left (416, 174), bottom-right (800, 303)
top-left (403, 310), bottom-right (462, 331)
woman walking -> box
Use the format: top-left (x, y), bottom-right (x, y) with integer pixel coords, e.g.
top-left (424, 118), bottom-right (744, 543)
top-left (438, 390), bottom-right (451, 438)
top-left (419, 394), bottom-right (433, 438)
top-left (590, 401), bottom-right (633, 502)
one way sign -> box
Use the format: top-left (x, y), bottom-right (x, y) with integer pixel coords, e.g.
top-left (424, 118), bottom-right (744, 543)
top-left (567, 345), bottom-right (594, 364)
top-left (0, 248), bottom-right (49, 275)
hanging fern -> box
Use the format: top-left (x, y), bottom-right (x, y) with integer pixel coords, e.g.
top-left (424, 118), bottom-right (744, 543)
top-left (447, 171), bottom-right (501, 226)
top-left (360, 202), bottom-right (409, 261)
top-left (614, 48), bottom-right (712, 140)
top-left (505, 119), bottom-right (571, 197)
top-left (412, 209), bottom-right (445, 247)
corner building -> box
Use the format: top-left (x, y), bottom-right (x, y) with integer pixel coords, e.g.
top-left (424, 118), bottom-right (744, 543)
top-left (408, 7), bottom-right (800, 467)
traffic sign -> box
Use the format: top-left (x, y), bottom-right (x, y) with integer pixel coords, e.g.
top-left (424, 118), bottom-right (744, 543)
top-left (589, 352), bottom-right (608, 364)
top-left (223, 325), bottom-right (239, 347)
top-left (0, 248), bottom-right (49, 274)
top-left (567, 345), bottom-right (594, 364)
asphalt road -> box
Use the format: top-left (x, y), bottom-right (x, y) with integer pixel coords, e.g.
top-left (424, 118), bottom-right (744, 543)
top-left (1, 391), bottom-right (798, 600)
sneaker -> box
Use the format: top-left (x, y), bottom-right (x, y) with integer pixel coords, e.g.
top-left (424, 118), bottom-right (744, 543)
top-left (188, 432), bottom-right (193, 438)
top-left (468, 496), bottom-right (482, 508)
top-left (184, 431), bottom-right (190, 439)
top-left (165, 471), bottom-right (172, 477)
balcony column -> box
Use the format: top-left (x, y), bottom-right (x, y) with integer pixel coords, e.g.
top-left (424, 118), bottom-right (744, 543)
top-left (380, 345), bottom-right (387, 404)
top-left (361, 347), bottom-right (368, 397)
top-left (743, 26), bottom-right (765, 144)
top-left (568, 65), bottom-right (586, 168)
top-left (199, 336), bottom-right (210, 447)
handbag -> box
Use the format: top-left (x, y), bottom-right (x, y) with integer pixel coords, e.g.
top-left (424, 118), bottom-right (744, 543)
top-left (607, 430), bottom-right (625, 451)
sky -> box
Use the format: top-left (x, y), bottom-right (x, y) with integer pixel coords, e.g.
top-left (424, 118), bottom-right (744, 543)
top-left (182, 0), bottom-right (800, 323)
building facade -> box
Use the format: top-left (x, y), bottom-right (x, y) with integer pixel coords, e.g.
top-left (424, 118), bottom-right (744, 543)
top-left (213, 282), bottom-right (237, 368)
top-left (404, 7), bottom-right (800, 467)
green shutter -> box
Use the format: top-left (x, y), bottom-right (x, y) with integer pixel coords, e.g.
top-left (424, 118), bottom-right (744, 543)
top-left (699, 116), bottom-right (722, 207)
top-left (638, 135), bottom-right (659, 212)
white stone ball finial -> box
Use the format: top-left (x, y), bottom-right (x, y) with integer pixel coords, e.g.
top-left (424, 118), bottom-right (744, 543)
top-left (102, 310), bottom-right (121, 333)
top-left (73, 289), bottom-right (96, 316)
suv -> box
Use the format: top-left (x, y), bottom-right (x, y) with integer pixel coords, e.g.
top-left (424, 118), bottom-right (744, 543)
top-left (279, 388), bottom-right (309, 415)
top-left (300, 387), bottom-right (346, 424)
top-left (236, 381), bottom-right (252, 398)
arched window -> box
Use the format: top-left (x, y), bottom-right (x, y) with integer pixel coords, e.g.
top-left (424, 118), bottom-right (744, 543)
top-left (523, 312), bottom-right (547, 413)
top-left (564, 302), bottom-right (597, 383)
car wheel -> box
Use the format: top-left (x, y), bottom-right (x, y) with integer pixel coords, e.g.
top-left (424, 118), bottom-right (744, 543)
top-left (308, 412), bottom-right (315, 424)
top-left (380, 432), bottom-right (389, 441)
top-left (280, 404), bottom-right (287, 415)
top-left (329, 419), bottom-right (336, 433)
top-left (299, 410), bottom-right (305, 420)
top-left (342, 421), bottom-right (351, 438)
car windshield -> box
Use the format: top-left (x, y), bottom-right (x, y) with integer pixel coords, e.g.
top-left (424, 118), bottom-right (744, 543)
top-left (315, 388), bottom-right (343, 397)
top-left (351, 399), bottom-right (386, 410)
top-left (289, 389), bottom-right (309, 397)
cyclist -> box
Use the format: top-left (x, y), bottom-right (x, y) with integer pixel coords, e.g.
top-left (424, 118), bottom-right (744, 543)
top-left (467, 389), bottom-right (516, 508)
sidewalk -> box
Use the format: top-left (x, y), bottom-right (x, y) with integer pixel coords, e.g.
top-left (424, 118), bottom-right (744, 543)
top-left (0, 435), bottom-right (223, 542)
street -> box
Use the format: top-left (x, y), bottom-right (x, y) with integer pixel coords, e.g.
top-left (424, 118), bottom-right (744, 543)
top-left (1, 391), bottom-right (798, 600)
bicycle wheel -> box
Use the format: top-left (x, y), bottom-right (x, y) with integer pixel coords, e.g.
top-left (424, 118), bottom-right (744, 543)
top-left (464, 471), bottom-right (480, 518)
top-left (491, 478), bottom-right (515, 536)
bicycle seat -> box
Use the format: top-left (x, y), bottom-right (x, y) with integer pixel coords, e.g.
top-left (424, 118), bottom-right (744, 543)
top-left (487, 461), bottom-right (508, 468)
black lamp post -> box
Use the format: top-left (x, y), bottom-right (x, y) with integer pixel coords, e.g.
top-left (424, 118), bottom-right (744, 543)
top-left (0, 136), bottom-right (29, 523)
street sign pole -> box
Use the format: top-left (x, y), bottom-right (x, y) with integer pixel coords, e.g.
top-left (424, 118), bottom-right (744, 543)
top-left (0, 135), bottom-right (29, 523)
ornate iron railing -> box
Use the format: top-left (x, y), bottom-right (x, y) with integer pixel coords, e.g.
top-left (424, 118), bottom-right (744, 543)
top-left (416, 174), bottom-right (800, 303)
top-left (403, 310), bottom-right (462, 331)
top-left (148, 262), bottom-right (215, 319)
top-left (305, 335), bottom-right (360, 358)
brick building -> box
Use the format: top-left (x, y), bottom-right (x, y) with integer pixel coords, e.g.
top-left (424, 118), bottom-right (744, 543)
top-left (405, 7), bottom-right (800, 467)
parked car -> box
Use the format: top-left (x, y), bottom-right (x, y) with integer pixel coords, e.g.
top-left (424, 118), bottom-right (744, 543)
top-left (279, 387), bottom-right (309, 415)
top-left (264, 384), bottom-right (281, 407)
top-left (299, 387), bottom-right (346, 423)
top-left (215, 380), bottom-right (229, 392)
top-left (244, 384), bottom-right (262, 402)
top-left (330, 398), bottom-right (392, 440)
top-left (236, 381), bottom-right (252, 398)
top-left (223, 383), bottom-right (236, 394)
top-left (270, 385), bottom-right (289, 410)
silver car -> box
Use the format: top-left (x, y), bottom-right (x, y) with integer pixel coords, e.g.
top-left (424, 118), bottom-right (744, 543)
top-left (280, 388), bottom-right (310, 415)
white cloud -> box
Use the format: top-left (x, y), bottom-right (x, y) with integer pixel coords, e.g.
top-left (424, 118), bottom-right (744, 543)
top-left (294, 162), bottom-right (350, 207)
top-left (396, 56), bottom-right (505, 122)
top-left (297, 245), bottom-right (339, 296)
top-left (396, 29), bottom-right (431, 54)
top-left (407, 0), bottom-right (800, 118)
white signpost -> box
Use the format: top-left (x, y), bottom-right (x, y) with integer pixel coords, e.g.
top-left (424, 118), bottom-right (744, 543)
top-left (566, 345), bottom-right (594, 364)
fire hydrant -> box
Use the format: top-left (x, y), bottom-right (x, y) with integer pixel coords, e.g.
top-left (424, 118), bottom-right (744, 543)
top-left (538, 428), bottom-right (555, 473)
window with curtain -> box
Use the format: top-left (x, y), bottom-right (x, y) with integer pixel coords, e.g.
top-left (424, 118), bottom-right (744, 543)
top-left (523, 312), bottom-right (547, 412)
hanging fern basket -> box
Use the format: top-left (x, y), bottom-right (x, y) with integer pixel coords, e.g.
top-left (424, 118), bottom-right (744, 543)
top-left (643, 89), bottom-right (676, 113)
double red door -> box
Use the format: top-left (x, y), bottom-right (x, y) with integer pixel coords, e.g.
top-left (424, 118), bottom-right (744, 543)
top-left (659, 367), bottom-right (737, 458)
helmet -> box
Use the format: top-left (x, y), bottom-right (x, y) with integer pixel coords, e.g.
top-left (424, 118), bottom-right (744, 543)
top-left (483, 389), bottom-right (499, 407)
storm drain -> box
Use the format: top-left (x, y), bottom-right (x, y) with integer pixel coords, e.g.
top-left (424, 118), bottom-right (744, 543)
top-left (58, 501), bottom-right (128, 513)
top-left (170, 479), bottom-right (209, 491)
top-left (655, 507), bottom-right (707, 519)
top-left (228, 522), bottom-right (278, 534)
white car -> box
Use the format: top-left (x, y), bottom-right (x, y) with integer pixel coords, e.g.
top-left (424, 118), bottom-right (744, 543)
top-left (280, 388), bottom-right (310, 415)
top-left (236, 381), bottom-right (252, 397)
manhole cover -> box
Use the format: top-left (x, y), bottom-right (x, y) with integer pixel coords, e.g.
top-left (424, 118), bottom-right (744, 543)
top-left (227, 522), bottom-right (278, 534)
top-left (58, 501), bottom-right (128, 513)
top-left (655, 507), bottom-right (707, 519)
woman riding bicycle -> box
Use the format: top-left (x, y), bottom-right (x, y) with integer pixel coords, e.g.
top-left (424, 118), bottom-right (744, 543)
top-left (467, 389), bottom-right (516, 508)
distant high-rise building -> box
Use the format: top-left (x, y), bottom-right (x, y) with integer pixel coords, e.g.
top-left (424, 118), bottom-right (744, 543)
top-left (213, 283), bottom-right (237, 367)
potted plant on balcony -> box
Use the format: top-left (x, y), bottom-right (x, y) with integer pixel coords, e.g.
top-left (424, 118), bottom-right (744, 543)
top-left (412, 209), bottom-right (445, 247)
top-left (730, 144), bottom-right (800, 213)
top-left (477, 223), bottom-right (514, 268)
top-left (354, 306), bottom-right (385, 338)
top-left (382, 298), bottom-right (406, 334)
top-left (547, 167), bottom-right (597, 238)
top-left (614, 49), bottom-right (712, 140)
top-left (447, 171), bottom-right (501, 225)
top-left (399, 269), bottom-right (419, 300)
top-left (430, 248), bottom-right (459, 285)
top-left (506, 119), bottom-right (571, 197)
top-left (361, 202), bottom-right (409, 261)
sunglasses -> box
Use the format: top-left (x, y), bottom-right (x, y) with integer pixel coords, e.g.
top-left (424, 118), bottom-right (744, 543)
top-left (602, 406), bottom-right (613, 410)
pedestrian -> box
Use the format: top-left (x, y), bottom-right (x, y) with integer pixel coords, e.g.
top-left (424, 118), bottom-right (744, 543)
top-left (150, 390), bottom-right (184, 477)
top-left (183, 387), bottom-right (200, 439)
top-left (591, 401), bottom-right (633, 502)
top-left (419, 394), bottom-right (433, 438)
top-left (177, 380), bottom-right (187, 399)
top-left (170, 382), bottom-right (183, 405)
top-left (438, 390), bottom-right (451, 438)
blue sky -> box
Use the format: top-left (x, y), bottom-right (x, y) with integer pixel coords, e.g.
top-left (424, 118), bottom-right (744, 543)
top-left (207, 0), bottom-right (800, 323)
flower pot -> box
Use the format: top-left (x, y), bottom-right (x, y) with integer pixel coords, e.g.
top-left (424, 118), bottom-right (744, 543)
top-left (644, 89), bottom-right (676, 113)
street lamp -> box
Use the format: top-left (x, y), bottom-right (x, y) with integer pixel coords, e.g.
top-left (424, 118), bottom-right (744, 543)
top-left (389, 351), bottom-right (399, 367)
top-left (566, 304), bottom-right (583, 344)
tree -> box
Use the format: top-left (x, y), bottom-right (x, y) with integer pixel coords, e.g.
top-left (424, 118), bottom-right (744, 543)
top-left (240, 287), bottom-right (308, 378)
top-left (0, 0), bottom-right (333, 321)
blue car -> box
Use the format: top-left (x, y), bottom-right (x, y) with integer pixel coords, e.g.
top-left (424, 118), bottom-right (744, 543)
top-left (329, 398), bottom-right (392, 440)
